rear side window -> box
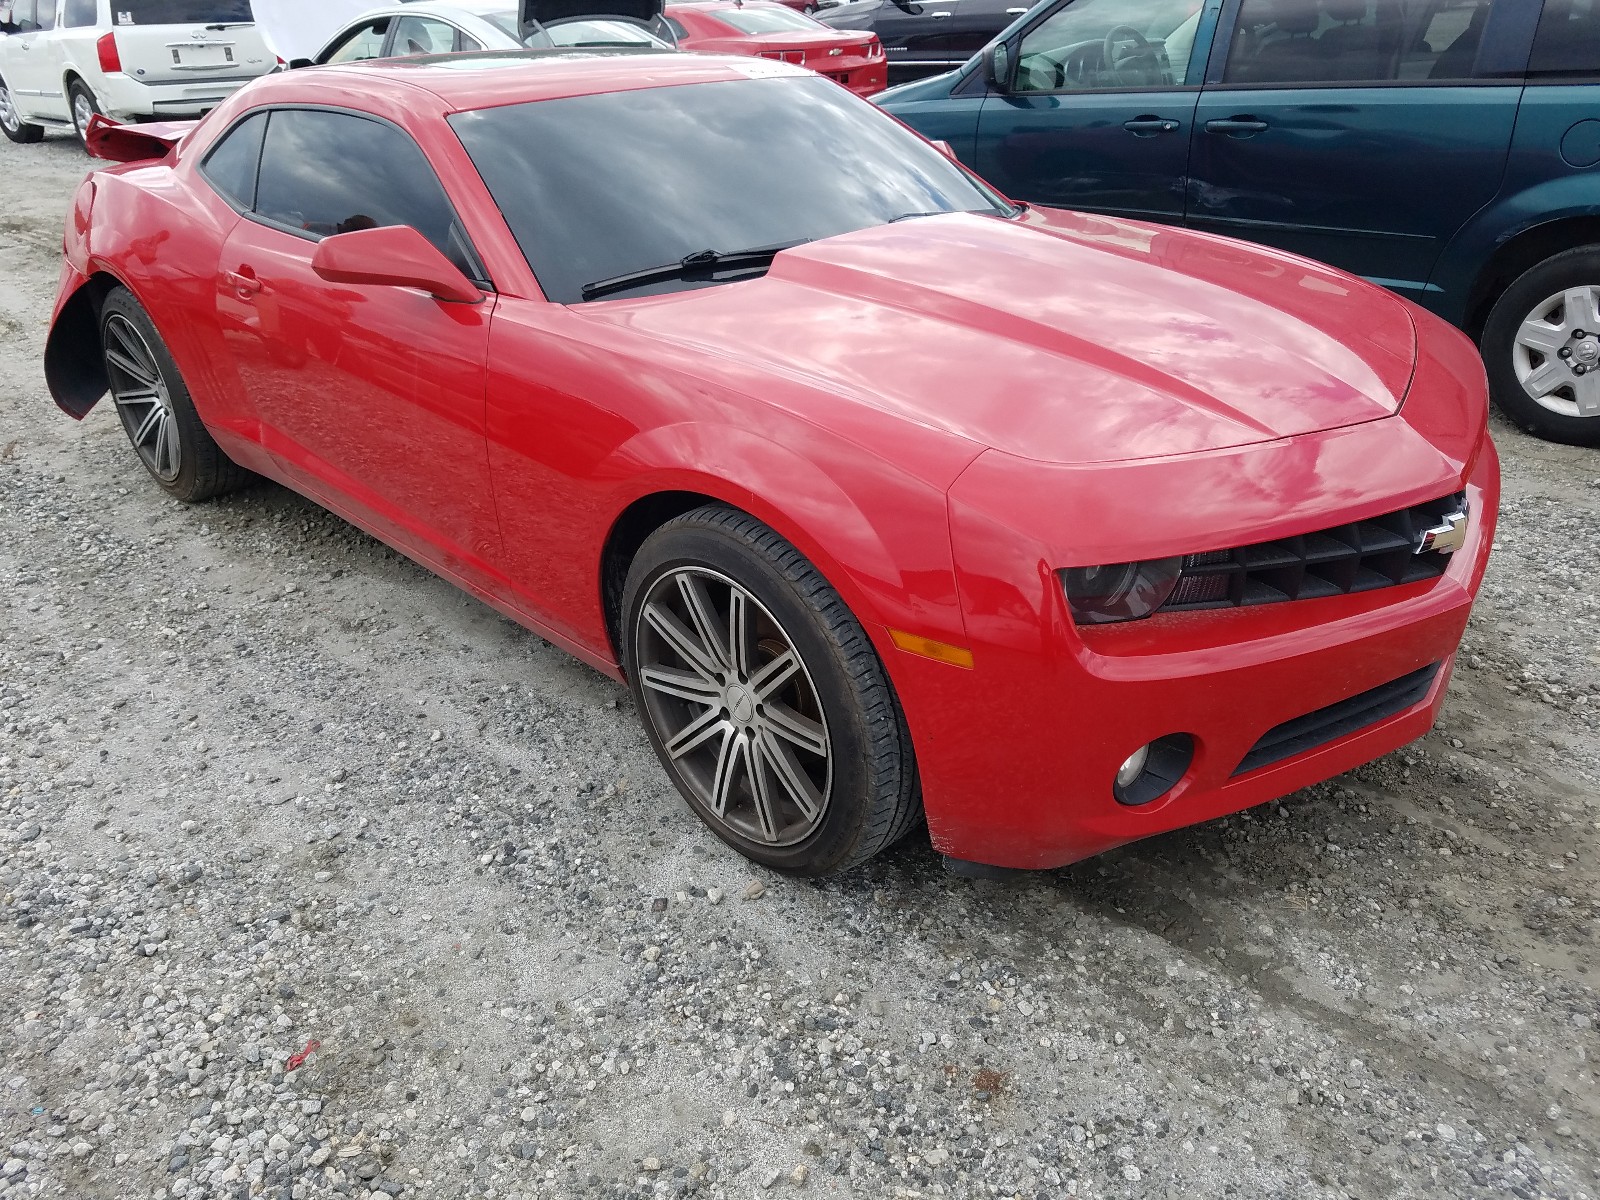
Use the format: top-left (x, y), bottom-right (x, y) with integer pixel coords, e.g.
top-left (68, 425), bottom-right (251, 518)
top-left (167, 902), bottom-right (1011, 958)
top-left (1223, 0), bottom-right (1496, 85)
top-left (1530, 0), bottom-right (1600, 77)
top-left (319, 17), bottom-right (390, 63)
top-left (63, 0), bottom-right (98, 28)
top-left (199, 111), bottom-right (266, 209)
top-left (109, 0), bottom-right (251, 23)
top-left (391, 15), bottom-right (458, 54)
top-left (253, 108), bottom-right (483, 280)
top-left (27, 0), bottom-right (57, 31)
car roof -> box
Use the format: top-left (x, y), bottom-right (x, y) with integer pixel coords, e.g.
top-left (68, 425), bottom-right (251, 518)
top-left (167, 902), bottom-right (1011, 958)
top-left (259, 47), bottom-right (807, 110)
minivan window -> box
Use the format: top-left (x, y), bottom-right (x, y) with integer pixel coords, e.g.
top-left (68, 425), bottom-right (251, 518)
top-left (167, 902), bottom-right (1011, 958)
top-left (253, 109), bottom-right (482, 281)
top-left (110, 0), bottom-right (252, 23)
top-left (63, 0), bottom-right (98, 28)
top-left (199, 111), bottom-right (267, 209)
top-left (1223, 0), bottom-right (1495, 85)
top-left (1013, 0), bottom-right (1204, 93)
top-left (1529, 0), bottom-right (1600, 77)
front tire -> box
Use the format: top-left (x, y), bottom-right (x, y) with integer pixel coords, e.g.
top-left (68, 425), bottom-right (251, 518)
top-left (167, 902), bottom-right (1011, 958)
top-left (622, 506), bottom-right (921, 876)
top-left (99, 287), bottom-right (251, 502)
top-left (0, 73), bottom-right (45, 143)
top-left (68, 78), bottom-right (101, 148)
top-left (1481, 245), bottom-right (1600, 447)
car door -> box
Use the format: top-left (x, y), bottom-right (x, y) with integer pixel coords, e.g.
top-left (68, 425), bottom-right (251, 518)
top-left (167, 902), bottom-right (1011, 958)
top-left (41, 0), bottom-right (97, 121)
top-left (1187, 0), bottom-right (1523, 300)
top-left (4, 1), bottom-right (57, 117)
top-left (213, 106), bottom-right (505, 578)
top-left (973, 0), bottom-right (1210, 218)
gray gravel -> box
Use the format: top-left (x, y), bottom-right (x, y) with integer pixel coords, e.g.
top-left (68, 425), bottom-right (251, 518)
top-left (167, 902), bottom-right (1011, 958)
top-left (3, 130), bottom-right (1599, 1200)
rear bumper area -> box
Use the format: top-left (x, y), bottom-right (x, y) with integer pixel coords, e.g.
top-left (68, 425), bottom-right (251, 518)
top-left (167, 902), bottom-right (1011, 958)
top-left (895, 432), bottom-right (1498, 871)
top-left (97, 73), bottom-right (266, 121)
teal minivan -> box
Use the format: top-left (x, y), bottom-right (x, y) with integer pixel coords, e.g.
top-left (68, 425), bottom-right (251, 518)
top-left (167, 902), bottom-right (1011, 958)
top-left (880, 0), bottom-right (1600, 445)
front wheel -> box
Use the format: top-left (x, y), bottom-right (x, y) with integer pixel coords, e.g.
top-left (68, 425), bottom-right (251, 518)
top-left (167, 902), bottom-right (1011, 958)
top-left (68, 79), bottom-right (101, 147)
top-left (622, 506), bottom-right (922, 876)
top-left (1481, 245), bottom-right (1600, 447)
top-left (0, 73), bottom-right (45, 143)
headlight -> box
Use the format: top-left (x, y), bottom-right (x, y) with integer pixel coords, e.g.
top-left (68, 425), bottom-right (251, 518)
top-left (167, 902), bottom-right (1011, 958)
top-left (1060, 558), bottom-right (1182, 625)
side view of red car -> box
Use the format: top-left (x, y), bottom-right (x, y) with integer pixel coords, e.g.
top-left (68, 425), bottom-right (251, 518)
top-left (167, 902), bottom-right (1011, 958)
top-left (665, 1), bottom-right (886, 97)
top-left (47, 50), bottom-right (1495, 879)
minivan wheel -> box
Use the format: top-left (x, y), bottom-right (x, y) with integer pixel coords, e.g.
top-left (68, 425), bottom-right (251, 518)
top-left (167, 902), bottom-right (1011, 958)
top-left (621, 505), bottom-right (922, 876)
top-left (68, 79), bottom-right (101, 147)
top-left (1482, 245), bottom-right (1600, 446)
top-left (0, 73), bottom-right (45, 143)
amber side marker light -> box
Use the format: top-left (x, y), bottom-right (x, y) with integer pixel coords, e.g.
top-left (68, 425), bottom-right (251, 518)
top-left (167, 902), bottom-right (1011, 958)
top-left (888, 629), bottom-right (975, 670)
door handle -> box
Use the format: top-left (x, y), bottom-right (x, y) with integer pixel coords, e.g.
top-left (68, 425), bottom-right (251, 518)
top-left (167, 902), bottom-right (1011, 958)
top-left (1205, 116), bottom-right (1270, 136)
top-left (930, 10), bottom-right (951, 16)
top-left (1123, 116), bottom-right (1180, 135)
top-left (1006, 6), bottom-right (1028, 12)
top-left (224, 268), bottom-right (262, 297)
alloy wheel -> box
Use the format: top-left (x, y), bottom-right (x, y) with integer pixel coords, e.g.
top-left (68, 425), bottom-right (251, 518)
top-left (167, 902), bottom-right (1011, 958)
top-left (0, 83), bottom-right (18, 133)
top-left (104, 313), bottom-right (182, 481)
top-left (72, 91), bottom-right (94, 139)
top-left (1512, 286), bottom-right (1600, 419)
top-left (634, 566), bottom-right (832, 847)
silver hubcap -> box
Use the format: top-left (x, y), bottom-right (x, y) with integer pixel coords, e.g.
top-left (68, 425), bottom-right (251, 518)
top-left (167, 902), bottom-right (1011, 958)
top-left (635, 567), bottom-right (831, 848)
top-left (1513, 286), bottom-right (1600, 419)
top-left (104, 313), bottom-right (182, 482)
top-left (0, 84), bottom-right (18, 132)
top-left (73, 92), bottom-right (94, 136)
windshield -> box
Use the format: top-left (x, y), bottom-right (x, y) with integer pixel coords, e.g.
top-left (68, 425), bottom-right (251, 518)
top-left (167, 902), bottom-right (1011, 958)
top-left (112, 0), bottom-right (252, 21)
top-left (714, 6), bottom-right (823, 33)
top-left (486, 10), bottom-right (666, 44)
top-left (450, 76), bottom-right (1009, 303)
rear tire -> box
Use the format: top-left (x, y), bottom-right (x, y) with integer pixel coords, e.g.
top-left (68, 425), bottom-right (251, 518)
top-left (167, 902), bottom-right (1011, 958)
top-left (1481, 245), bottom-right (1600, 447)
top-left (0, 73), bottom-right (45, 143)
top-left (99, 287), bottom-right (252, 502)
top-left (622, 505), bottom-right (922, 876)
top-left (68, 78), bottom-right (101, 148)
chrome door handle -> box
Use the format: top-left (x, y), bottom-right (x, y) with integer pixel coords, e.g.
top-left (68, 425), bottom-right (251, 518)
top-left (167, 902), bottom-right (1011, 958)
top-left (1204, 116), bottom-right (1269, 136)
top-left (930, 10), bottom-right (951, 16)
top-left (1006, 6), bottom-right (1028, 12)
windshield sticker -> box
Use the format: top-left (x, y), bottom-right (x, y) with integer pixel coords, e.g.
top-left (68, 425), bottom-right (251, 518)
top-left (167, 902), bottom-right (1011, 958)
top-left (117, 10), bottom-right (133, 22)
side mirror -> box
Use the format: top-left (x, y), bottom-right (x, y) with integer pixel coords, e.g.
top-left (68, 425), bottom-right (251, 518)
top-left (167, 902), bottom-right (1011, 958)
top-left (311, 224), bottom-right (482, 304)
top-left (930, 139), bottom-right (957, 160)
top-left (288, 57), bottom-right (314, 69)
top-left (984, 41), bottom-right (1010, 92)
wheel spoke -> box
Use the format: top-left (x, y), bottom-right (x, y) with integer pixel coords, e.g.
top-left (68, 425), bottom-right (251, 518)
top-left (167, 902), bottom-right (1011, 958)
top-left (709, 730), bottom-right (749, 817)
top-left (748, 745), bottom-right (780, 841)
top-left (106, 318), bottom-right (160, 382)
top-left (727, 587), bottom-right (754, 681)
top-left (1565, 287), bottom-right (1600, 332)
top-left (132, 404), bottom-right (164, 448)
top-left (643, 601), bottom-right (721, 682)
top-left (1573, 370), bottom-right (1600, 417)
top-left (1523, 358), bottom-right (1570, 398)
top-left (677, 573), bottom-right (730, 672)
top-left (665, 707), bottom-right (729, 761)
top-left (1516, 318), bottom-right (1567, 355)
top-left (156, 417), bottom-right (179, 476)
top-left (761, 699), bottom-right (827, 757)
top-left (639, 664), bottom-right (720, 706)
top-left (105, 345), bottom-right (158, 390)
top-left (755, 729), bottom-right (822, 822)
top-left (748, 649), bottom-right (800, 702)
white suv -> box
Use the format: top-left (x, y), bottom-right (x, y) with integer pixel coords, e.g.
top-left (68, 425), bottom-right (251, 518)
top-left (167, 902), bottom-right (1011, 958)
top-left (0, 0), bottom-right (275, 147)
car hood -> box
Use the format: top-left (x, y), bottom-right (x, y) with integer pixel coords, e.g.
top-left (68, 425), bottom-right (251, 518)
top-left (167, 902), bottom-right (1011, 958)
top-left (581, 209), bottom-right (1418, 466)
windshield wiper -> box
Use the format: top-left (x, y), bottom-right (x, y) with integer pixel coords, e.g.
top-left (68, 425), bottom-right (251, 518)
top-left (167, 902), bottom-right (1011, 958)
top-left (580, 240), bottom-right (809, 302)
top-left (888, 210), bottom-right (952, 223)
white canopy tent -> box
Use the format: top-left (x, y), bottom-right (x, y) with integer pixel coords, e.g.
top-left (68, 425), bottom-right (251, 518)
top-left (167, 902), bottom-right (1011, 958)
top-left (249, 0), bottom-right (381, 62)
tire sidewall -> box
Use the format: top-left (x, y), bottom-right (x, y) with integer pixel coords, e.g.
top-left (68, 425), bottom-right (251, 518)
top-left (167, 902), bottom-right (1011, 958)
top-left (100, 288), bottom-right (209, 500)
top-left (1482, 247), bottom-right (1600, 447)
top-left (621, 518), bottom-right (882, 876)
top-left (69, 80), bottom-right (99, 145)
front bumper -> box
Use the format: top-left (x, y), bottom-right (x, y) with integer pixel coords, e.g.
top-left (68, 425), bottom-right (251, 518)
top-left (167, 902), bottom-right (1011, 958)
top-left (891, 315), bottom-right (1498, 869)
top-left (96, 72), bottom-right (267, 122)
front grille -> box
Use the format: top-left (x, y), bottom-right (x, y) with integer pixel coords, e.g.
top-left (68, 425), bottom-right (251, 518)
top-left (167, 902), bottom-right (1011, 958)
top-left (1161, 493), bottom-right (1466, 612)
top-left (1232, 662), bottom-right (1440, 776)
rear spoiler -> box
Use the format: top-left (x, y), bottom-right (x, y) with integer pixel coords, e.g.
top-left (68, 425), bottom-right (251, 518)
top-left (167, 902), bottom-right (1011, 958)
top-left (520, 0), bottom-right (663, 30)
top-left (84, 114), bottom-right (198, 163)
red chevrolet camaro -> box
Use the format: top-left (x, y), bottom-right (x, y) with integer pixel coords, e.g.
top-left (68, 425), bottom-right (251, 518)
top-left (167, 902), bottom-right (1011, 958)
top-left (663, 1), bottom-right (886, 97)
top-left (46, 49), bottom-right (1497, 878)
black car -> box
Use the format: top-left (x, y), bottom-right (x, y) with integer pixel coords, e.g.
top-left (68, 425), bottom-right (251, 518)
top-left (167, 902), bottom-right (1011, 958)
top-left (818, 0), bottom-right (1030, 77)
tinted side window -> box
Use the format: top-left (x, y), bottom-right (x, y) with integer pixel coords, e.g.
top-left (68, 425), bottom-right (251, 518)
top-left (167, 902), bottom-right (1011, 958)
top-left (392, 15), bottom-right (458, 54)
top-left (32, 0), bottom-right (56, 31)
top-left (63, 0), bottom-right (97, 28)
top-left (1013, 0), bottom-right (1204, 92)
top-left (1530, 0), bottom-right (1600, 76)
top-left (1223, 0), bottom-right (1495, 85)
top-left (199, 111), bottom-right (267, 209)
top-left (320, 18), bottom-right (390, 63)
top-left (254, 109), bottom-right (480, 279)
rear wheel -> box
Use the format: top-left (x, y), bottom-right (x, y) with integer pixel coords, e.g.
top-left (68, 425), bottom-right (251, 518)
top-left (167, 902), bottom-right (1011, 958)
top-left (1482, 245), bottom-right (1600, 446)
top-left (68, 79), bottom-right (101, 148)
top-left (0, 73), bottom-right (45, 144)
top-left (622, 506), bottom-right (921, 876)
top-left (100, 287), bottom-right (251, 502)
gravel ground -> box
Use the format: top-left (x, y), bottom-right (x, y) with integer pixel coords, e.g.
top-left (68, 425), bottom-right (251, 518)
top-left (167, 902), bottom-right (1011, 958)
top-left (2, 130), bottom-right (1599, 1200)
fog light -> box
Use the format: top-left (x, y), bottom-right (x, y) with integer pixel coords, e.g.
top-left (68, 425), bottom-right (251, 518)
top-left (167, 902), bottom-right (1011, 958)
top-left (1113, 733), bottom-right (1196, 806)
top-left (1115, 745), bottom-right (1150, 789)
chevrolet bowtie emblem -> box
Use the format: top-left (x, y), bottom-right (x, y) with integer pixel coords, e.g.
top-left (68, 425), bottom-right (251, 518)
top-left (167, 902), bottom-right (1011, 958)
top-left (1415, 509), bottom-right (1468, 555)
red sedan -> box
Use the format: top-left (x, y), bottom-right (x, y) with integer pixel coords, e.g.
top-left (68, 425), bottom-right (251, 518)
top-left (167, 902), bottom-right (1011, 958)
top-left (47, 50), bottom-right (1496, 878)
top-left (664, 1), bottom-right (885, 97)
